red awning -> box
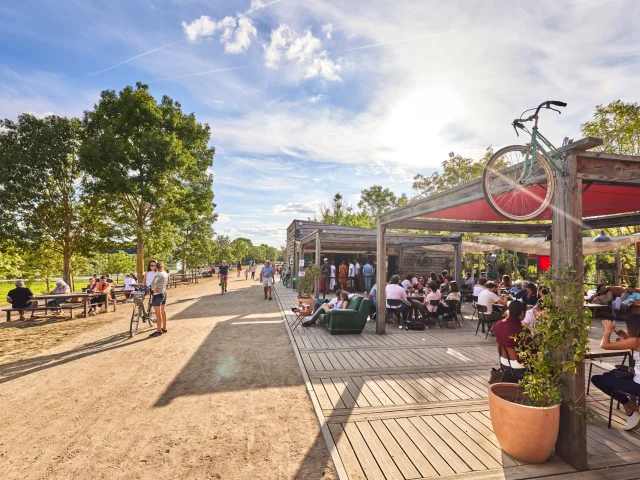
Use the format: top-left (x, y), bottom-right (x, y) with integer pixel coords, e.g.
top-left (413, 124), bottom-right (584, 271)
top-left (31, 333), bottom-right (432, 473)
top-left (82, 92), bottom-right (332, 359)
top-left (422, 184), bottom-right (640, 221)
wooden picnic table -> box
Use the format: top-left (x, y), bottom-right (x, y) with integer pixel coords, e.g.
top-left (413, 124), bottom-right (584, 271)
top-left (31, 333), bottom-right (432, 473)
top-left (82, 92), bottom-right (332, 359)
top-left (35, 293), bottom-right (115, 318)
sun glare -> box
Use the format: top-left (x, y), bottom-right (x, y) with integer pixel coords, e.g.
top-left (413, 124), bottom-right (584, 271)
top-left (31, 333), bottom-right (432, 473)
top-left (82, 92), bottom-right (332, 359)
top-left (380, 85), bottom-right (466, 165)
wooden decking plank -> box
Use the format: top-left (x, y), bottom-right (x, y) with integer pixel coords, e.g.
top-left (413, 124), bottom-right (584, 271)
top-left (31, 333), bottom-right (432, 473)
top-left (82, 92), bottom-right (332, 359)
top-left (587, 448), bottom-right (640, 470)
top-left (332, 351), bottom-right (353, 370)
top-left (310, 378), bottom-right (335, 410)
top-left (426, 372), bottom-right (472, 400)
top-left (351, 350), bottom-right (377, 369)
top-left (554, 463), bottom-right (640, 479)
top-left (388, 373), bottom-right (430, 403)
top-left (317, 352), bottom-right (336, 371)
top-left (300, 353), bottom-right (316, 371)
top-left (330, 378), bottom-right (357, 409)
top-left (453, 412), bottom-right (518, 468)
top-left (441, 371), bottom-right (486, 399)
top-left (350, 376), bottom-right (383, 407)
top-left (307, 361), bottom-right (499, 379)
top-left (307, 352), bottom-right (326, 371)
top-left (411, 372), bottom-right (454, 401)
top-left (435, 415), bottom-right (502, 470)
top-left (399, 373), bottom-right (441, 402)
top-left (327, 423), bottom-right (366, 480)
top-left (422, 415), bottom-right (487, 471)
top-left (340, 350), bottom-right (366, 370)
top-left (587, 425), bottom-right (631, 453)
top-left (395, 416), bottom-right (456, 476)
top-left (342, 422), bottom-right (385, 479)
top-left (368, 375), bottom-right (406, 405)
top-left (361, 376), bottom-right (395, 406)
top-left (355, 421), bottom-right (404, 480)
top-left (379, 374), bottom-right (426, 404)
top-left (369, 419), bottom-right (421, 479)
top-left (321, 378), bottom-right (347, 409)
top-left (382, 418), bottom-right (439, 478)
top-left (342, 376), bottom-right (371, 408)
top-left (408, 415), bottom-right (471, 474)
top-left (359, 349), bottom-right (391, 369)
top-left (323, 352), bottom-right (344, 371)
top-left (588, 415), bottom-right (640, 448)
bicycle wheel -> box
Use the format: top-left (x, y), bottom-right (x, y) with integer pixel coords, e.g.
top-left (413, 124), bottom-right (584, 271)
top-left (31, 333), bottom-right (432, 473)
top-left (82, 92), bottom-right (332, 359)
top-left (482, 145), bottom-right (555, 221)
top-left (146, 297), bottom-right (157, 327)
top-left (130, 304), bottom-right (142, 338)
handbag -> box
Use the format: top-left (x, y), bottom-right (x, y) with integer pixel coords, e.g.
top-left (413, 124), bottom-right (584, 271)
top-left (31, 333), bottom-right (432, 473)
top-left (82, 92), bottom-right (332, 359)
top-left (489, 367), bottom-right (519, 385)
top-left (611, 365), bottom-right (634, 379)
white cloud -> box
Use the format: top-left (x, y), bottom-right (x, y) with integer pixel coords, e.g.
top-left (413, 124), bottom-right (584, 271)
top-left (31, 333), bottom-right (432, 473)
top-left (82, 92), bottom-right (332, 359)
top-left (182, 15), bottom-right (256, 54)
top-left (308, 94), bottom-right (326, 103)
top-left (263, 23), bottom-right (342, 81)
top-left (322, 23), bottom-right (333, 39)
top-left (217, 213), bottom-right (232, 222)
top-left (274, 202), bottom-right (316, 215)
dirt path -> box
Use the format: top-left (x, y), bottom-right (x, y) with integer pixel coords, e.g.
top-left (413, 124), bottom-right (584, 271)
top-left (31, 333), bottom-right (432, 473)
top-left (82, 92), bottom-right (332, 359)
top-left (0, 275), bottom-right (336, 480)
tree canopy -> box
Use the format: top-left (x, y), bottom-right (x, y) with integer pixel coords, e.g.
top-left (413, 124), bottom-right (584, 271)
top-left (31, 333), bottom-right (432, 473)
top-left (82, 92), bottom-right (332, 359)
top-left (581, 100), bottom-right (640, 156)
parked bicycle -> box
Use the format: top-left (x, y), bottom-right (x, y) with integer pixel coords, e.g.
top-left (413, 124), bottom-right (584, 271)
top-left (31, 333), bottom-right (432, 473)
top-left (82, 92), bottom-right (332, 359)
top-left (482, 100), bottom-right (567, 221)
top-left (130, 286), bottom-right (156, 337)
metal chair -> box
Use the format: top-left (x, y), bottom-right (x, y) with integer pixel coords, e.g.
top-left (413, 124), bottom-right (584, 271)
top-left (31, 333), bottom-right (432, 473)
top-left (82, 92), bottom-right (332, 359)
top-left (497, 344), bottom-right (524, 381)
top-left (609, 389), bottom-right (640, 429)
top-left (471, 295), bottom-right (479, 320)
top-left (443, 299), bottom-right (461, 328)
top-left (426, 299), bottom-right (444, 328)
top-left (475, 305), bottom-right (496, 339)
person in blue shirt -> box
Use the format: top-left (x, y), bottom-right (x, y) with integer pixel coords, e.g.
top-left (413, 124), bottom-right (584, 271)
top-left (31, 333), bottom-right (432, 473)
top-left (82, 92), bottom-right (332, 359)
top-left (260, 260), bottom-right (275, 300)
top-left (613, 285), bottom-right (640, 316)
top-left (218, 260), bottom-right (229, 294)
top-left (361, 261), bottom-right (374, 294)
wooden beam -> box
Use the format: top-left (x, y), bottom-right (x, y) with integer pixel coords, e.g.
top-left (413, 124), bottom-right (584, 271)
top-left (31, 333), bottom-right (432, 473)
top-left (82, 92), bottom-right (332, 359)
top-left (578, 152), bottom-right (640, 185)
top-left (376, 224), bottom-right (387, 335)
top-left (558, 136), bottom-right (603, 153)
top-left (583, 212), bottom-right (640, 230)
top-left (453, 242), bottom-right (462, 286)
top-left (314, 232), bottom-right (321, 299)
top-left (388, 219), bottom-right (550, 234)
top-left (551, 153), bottom-right (587, 470)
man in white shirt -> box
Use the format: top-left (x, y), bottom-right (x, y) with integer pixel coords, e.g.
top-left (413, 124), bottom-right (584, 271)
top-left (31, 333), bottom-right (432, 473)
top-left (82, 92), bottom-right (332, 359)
top-left (385, 275), bottom-right (412, 325)
top-left (477, 281), bottom-right (508, 322)
top-left (348, 261), bottom-right (355, 290)
top-left (473, 277), bottom-right (488, 298)
top-left (401, 275), bottom-right (412, 290)
top-left (354, 260), bottom-right (361, 292)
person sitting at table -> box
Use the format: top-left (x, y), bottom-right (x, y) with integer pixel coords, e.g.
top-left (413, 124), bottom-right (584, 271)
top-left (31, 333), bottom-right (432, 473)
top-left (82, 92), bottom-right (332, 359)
top-left (386, 275), bottom-right (412, 325)
top-left (436, 274), bottom-right (444, 287)
top-left (305, 291), bottom-right (348, 326)
top-left (86, 277), bottom-right (96, 293)
top-left (613, 285), bottom-right (640, 317)
top-left (478, 281), bottom-right (508, 324)
top-left (588, 284), bottom-right (614, 306)
top-left (7, 280), bottom-right (38, 322)
top-left (123, 273), bottom-right (137, 302)
top-left (514, 280), bottom-right (528, 300)
top-left (369, 283), bottom-right (377, 310)
top-left (524, 287), bottom-right (548, 327)
top-left (47, 280), bottom-right (72, 315)
top-left (493, 300), bottom-right (528, 379)
top-left (88, 276), bottom-right (111, 316)
top-left (523, 283), bottom-right (540, 307)
top-left (401, 275), bottom-right (412, 291)
top-left (591, 315), bottom-right (640, 431)
top-left (444, 281), bottom-right (461, 302)
top-left (440, 277), bottom-right (451, 296)
top-left (499, 275), bottom-right (513, 291)
top-left (473, 277), bottom-right (488, 298)
top-left (412, 277), bottom-right (426, 294)
top-left (424, 281), bottom-right (443, 315)
top-left (465, 271), bottom-right (476, 288)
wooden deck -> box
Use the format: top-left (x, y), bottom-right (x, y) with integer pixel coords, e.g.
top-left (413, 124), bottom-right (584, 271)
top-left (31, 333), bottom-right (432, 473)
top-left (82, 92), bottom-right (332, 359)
top-left (273, 283), bottom-right (640, 479)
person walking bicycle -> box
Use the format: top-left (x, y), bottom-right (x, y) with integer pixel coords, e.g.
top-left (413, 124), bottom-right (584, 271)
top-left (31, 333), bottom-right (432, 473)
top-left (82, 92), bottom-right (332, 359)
top-left (149, 261), bottom-right (168, 337)
top-left (261, 260), bottom-right (275, 300)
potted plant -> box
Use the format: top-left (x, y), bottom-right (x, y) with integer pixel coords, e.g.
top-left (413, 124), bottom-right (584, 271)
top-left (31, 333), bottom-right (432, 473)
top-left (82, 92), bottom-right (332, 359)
top-left (489, 269), bottom-right (592, 464)
top-left (296, 265), bottom-right (320, 308)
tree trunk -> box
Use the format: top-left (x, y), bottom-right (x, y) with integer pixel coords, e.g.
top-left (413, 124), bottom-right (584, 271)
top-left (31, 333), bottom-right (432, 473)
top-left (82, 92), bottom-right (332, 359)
top-left (182, 247), bottom-right (186, 274)
top-left (136, 235), bottom-right (144, 281)
top-left (63, 244), bottom-right (73, 292)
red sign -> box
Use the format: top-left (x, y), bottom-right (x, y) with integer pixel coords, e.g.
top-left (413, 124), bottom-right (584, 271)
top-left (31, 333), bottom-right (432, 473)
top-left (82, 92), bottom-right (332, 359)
top-left (538, 255), bottom-right (551, 271)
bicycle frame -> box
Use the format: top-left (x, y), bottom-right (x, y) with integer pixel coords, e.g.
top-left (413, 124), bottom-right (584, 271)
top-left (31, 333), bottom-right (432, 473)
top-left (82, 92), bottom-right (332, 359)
top-left (519, 124), bottom-right (565, 181)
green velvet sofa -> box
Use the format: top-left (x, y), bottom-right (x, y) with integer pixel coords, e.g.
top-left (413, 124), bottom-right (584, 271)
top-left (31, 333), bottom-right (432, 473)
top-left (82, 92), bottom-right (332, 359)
top-left (319, 295), bottom-right (369, 334)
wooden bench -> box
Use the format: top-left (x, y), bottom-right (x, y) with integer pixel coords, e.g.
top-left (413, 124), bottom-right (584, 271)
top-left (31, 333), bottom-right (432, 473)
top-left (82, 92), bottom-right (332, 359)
top-left (3, 303), bottom-right (84, 322)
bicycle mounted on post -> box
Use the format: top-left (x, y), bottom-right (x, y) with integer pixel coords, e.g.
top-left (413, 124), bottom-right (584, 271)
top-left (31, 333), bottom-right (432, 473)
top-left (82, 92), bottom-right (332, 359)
top-left (482, 100), bottom-right (568, 221)
top-left (129, 285), bottom-right (157, 337)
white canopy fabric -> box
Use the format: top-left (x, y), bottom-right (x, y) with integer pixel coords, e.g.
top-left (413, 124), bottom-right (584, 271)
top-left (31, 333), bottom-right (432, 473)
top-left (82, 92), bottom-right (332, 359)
top-left (475, 234), bottom-right (640, 256)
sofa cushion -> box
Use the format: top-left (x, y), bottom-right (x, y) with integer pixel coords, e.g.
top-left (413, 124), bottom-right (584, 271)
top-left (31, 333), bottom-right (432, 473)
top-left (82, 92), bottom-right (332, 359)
top-left (348, 296), bottom-right (363, 310)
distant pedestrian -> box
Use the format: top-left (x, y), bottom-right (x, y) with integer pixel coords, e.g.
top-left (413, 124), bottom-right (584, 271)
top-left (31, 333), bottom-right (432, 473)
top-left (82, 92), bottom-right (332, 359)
top-left (261, 260), bottom-right (275, 300)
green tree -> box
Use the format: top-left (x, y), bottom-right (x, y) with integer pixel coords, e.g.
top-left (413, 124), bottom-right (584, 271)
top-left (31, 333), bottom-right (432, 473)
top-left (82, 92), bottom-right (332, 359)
top-left (412, 148), bottom-right (493, 198)
top-left (105, 250), bottom-right (137, 282)
top-left (22, 243), bottom-right (63, 291)
top-left (358, 185), bottom-right (409, 218)
top-left (312, 193), bottom-right (373, 228)
top-left (581, 100), bottom-right (640, 155)
top-left (214, 235), bottom-right (232, 263)
top-left (0, 242), bottom-right (24, 280)
top-left (230, 238), bottom-right (252, 264)
top-left (80, 82), bottom-right (215, 279)
top-left (0, 114), bottom-right (106, 289)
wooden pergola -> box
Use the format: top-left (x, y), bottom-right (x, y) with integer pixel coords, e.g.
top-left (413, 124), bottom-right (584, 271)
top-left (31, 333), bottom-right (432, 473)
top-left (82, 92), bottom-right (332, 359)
top-left (298, 229), bottom-right (463, 298)
top-left (375, 137), bottom-right (640, 471)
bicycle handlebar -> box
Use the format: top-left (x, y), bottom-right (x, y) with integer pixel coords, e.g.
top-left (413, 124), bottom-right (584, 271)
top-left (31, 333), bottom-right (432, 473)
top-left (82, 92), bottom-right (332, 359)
top-left (511, 100), bottom-right (567, 135)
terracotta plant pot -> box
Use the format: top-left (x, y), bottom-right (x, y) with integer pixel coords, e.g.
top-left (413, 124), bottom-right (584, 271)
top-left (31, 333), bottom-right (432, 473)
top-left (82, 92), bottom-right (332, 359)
top-left (488, 383), bottom-right (560, 464)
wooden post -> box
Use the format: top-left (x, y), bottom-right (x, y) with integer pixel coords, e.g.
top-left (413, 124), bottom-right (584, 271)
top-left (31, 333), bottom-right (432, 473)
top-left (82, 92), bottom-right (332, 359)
top-left (453, 242), bottom-right (462, 285)
top-left (376, 224), bottom-right (387, 335)
top-left (293, 241), bottom-right (299, 291)
top-left (615, 247), bottom-right (622, 286)
top-left (398, 246), bottom-right (404, 277)
top-left (315, 232), bottom-right (321, 299)
top-left (550, 152), bottom-right (587, 471)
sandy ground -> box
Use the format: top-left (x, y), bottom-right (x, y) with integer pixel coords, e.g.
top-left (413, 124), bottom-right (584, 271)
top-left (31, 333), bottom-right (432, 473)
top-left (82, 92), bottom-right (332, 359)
top-left (0, 275), bottom-right (336, 480)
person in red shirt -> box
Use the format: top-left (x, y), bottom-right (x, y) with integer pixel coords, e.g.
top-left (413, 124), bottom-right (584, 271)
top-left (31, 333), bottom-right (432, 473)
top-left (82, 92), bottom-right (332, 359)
top-left (493, 300), bottom-right (528, 377)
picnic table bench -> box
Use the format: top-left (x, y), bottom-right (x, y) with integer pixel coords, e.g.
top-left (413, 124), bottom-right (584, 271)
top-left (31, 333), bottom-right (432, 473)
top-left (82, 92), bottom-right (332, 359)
top-left (3, 293), bottom-right (116, 322)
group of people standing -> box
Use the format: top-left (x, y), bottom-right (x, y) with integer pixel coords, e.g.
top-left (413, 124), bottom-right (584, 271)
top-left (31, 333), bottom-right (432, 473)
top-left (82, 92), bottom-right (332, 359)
top-left (319, 258), bottom-right (376, 294)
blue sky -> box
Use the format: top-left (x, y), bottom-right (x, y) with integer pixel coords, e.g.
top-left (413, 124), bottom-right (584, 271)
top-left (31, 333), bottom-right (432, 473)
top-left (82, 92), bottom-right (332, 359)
top-left (2, 0), bottom-right (640, 246)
